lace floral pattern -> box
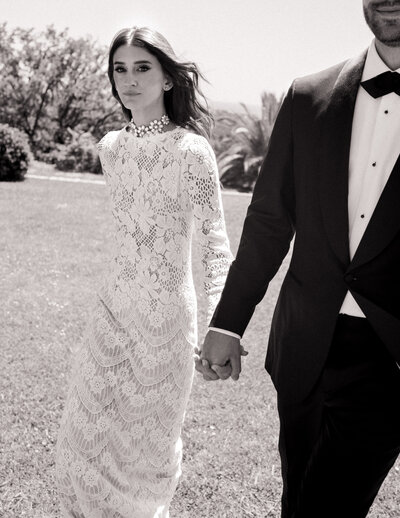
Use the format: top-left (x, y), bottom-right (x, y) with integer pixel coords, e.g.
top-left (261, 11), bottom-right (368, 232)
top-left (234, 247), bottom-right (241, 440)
top-left (56, 127), bottom-right (232, 517)
top-left (96, 126), bottom-right (232, 342)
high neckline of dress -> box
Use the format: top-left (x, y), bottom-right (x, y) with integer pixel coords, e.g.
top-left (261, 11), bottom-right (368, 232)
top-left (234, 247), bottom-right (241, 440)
top-left (124, 125), bottom-right (185, 140)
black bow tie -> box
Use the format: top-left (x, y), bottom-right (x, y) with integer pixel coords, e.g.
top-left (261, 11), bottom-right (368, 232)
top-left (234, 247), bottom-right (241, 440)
top-left (361, 71), bottom-right (400, 98)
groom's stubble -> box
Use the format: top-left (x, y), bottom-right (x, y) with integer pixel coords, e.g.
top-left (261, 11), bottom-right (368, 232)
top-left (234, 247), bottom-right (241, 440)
top-left (363, 1), bottom-right (400, 46)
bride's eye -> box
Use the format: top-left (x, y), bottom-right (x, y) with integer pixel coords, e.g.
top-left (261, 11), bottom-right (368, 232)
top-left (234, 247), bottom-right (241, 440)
top-left (137, 65), bottom-right (150, 72)
top-left (114, 66), bottom-right (126, 73)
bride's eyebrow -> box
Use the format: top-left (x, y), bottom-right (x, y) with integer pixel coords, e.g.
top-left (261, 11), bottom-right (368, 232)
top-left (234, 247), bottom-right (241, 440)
top-left (113, 60), bottom-right (152, 65)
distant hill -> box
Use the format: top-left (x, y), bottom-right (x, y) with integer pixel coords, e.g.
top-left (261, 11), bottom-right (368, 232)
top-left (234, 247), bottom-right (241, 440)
top-left (210, 100), bottom-right (261, 117)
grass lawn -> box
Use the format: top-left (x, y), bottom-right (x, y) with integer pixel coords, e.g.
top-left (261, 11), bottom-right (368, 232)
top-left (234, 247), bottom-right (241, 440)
top-left (0, 163), bottom-right (398, 517)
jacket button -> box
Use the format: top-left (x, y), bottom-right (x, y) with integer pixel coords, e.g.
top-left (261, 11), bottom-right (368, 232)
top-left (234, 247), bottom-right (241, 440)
top-left (344, 273), bottom-right (357, 283)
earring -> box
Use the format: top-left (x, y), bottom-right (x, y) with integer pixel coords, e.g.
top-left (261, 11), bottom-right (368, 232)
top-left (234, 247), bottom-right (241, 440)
top-left (164, 84), bottom-right (172, 91)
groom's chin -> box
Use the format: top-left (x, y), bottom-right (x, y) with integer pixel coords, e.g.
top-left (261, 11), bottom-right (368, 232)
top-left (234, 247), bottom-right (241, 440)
top-left (364, 4), bottom-right (400, 43)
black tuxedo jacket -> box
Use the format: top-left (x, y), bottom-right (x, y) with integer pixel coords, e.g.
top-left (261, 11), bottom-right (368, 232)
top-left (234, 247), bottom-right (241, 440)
top-left (211, 50), bottom-right (400, 403)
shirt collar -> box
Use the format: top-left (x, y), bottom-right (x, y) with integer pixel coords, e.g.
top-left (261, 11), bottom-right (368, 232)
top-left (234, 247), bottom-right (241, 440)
top-left (362, 39), bottom-right (400, 81)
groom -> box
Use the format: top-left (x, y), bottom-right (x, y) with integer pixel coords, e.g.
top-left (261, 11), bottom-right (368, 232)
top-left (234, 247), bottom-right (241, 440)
top-left (197, 1), bottom-right (400, 517)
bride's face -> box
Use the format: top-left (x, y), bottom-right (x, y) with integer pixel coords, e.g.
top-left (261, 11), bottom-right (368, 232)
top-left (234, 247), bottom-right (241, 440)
top-left (113, 45), bottom-right (171, 116)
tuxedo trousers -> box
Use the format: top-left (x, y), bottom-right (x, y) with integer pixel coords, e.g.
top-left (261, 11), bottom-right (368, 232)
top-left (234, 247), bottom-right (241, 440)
top-left (277, 314), bottom-right (400, 518)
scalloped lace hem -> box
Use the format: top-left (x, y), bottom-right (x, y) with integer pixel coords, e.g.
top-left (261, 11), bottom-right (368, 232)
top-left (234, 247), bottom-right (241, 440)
top-left (97, 293), bottom-right (197, 347)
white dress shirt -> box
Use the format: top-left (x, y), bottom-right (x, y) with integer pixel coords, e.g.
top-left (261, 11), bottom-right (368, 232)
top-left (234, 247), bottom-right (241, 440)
top-left (211, 39), bottom-right (400, 338)
top-left (340, 40), bottom-right (400, 316)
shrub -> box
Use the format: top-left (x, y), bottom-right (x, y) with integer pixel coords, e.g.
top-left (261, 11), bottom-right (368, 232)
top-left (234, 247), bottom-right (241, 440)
top-left (0, 124), bottom-right (32, 181)
top-left (54, 130), bottom-right (102, 174)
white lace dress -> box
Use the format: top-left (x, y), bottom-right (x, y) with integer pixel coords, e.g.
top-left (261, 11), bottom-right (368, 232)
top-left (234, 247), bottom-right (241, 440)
top-left (55, 126), bottom-right (232, 518)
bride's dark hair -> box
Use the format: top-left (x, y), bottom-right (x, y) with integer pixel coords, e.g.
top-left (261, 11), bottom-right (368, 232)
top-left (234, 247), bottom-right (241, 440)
top-left (108, 27), bottom-right (213, 138)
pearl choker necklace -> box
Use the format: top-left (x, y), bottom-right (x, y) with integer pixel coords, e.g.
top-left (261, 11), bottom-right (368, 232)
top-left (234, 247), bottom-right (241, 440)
top-left (128, 115), bottom-right (170, 137)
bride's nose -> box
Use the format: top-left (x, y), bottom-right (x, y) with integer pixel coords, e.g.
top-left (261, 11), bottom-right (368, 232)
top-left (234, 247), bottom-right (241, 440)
top-left (124, 72), bottom-right (138, 87)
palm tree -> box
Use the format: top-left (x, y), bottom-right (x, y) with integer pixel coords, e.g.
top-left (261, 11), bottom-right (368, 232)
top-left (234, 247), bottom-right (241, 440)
top-left (214, 92), bottom-right (282, 192)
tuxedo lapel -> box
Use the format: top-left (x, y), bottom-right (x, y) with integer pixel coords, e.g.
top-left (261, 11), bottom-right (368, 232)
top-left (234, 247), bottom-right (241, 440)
top-left (319, 50), bottom-right (367, 267)
top-left (350, 153), bottom-right (400, 270)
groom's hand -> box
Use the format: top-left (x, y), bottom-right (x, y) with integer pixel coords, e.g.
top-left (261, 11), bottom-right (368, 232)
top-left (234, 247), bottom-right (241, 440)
top-left (197, 330), bottom-right (244, 381)
top-left (194, 350), bottom-right (232, 381)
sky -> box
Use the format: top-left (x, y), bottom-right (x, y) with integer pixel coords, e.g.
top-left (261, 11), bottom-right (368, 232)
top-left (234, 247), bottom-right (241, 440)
top-left (1, 0), bottom-right (373, 106)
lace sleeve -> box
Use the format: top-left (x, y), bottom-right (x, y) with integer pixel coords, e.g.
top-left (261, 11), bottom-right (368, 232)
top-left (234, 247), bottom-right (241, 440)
top-left (97, 136), bottom-right (110, 184)
top-left (183, 135), bottom-right (233, 320)
top-left (97, 132), bottom-right (119, 182)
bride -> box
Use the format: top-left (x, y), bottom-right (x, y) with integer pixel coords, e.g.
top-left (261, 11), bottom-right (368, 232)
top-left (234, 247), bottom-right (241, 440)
top-left (55, 26), bottom-right (233, 518)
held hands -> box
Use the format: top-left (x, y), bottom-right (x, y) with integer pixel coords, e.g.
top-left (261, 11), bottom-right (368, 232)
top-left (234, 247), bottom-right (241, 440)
top-left (194, 330), bottom-right (248, 382)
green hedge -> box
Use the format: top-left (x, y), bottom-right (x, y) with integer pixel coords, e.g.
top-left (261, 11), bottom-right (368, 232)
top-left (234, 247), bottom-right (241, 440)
top-left (0, 124), bottom-right (32, 181)
top-left (54, 131), bottom-right (102, 174)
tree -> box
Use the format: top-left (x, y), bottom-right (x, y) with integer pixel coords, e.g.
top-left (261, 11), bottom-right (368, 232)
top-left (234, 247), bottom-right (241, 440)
top-left (0, 24), bottom-right (123, 156)
top-left (213, 92), bottom-right (283, 192)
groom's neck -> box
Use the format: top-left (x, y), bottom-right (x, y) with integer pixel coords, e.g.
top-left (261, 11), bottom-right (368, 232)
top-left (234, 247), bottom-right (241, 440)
top-left (375, 39), bottom-right (400, 70)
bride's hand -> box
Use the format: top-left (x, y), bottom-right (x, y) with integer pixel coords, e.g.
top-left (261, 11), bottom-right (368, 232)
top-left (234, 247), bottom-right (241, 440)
top-left (194, 346), bottom-right (248, 381)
